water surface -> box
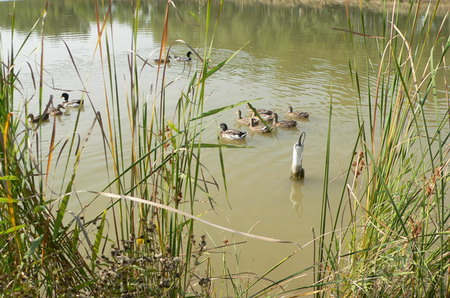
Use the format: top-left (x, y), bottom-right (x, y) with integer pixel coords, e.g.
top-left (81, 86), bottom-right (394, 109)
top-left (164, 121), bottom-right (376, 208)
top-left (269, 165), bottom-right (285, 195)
top-left (1, 0), bottom-right (447, 292)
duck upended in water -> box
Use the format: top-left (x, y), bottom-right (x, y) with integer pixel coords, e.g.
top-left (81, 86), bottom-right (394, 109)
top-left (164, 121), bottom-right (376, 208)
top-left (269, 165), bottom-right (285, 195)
top-left (174, 51), bottom-right (192, 62)
top-left (219, 123), bottom-right (247, 140)
top-left (50, 104), bottom-right (65, 116)
top-left (249, 117), bottom-right (271, 133)
top-left (28, 112), bottom-right (50, 124)
top-left (153, 55), bottom-right (172, 64)
top-left (287, 106), bottom-right (309, 119)
top-left (61, 93), bottom-right (84, 108)
top-left (272, 113), bottom-right (297, 128)
top-left (235, 110), bottom-right (255, 126)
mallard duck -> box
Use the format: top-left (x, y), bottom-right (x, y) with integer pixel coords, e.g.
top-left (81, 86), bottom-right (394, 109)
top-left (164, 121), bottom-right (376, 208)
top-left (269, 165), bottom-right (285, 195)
top-left (272, 113), bottom-right (297, 128)
top-left (249, 118), bottom-right (271, 133)
top-left (219, 123), bottom-right (246, 140)
top-left (61, 93), bottom-right (84, 107)
top-left (287, 106), bottom-right (309, 119)
top-left (246, 103), bottom-right (273, 116)
top-left (28, 112), bottom-right (50, 123)
top-left (50, 104), bottom-right (65, 116)
top-left (153, 56), bottom-right (172, 64)
top-left (174, 51), bottom-right (192, 62)
top-left (235, 110), bottom-right (255, 126)
top-left (251, 111), bottom-right (274, 122)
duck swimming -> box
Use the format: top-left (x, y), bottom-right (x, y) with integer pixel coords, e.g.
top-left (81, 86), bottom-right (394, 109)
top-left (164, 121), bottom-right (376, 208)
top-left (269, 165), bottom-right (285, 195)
top-left (28, 112), bottom-right (50, 123)
top-left (287, 106), bottom-right (309, 119)
top-left (174, 51), bottom-right (192, 62)
top-left (235, 110), bottom-right (255, 126)
top-left (251, 111), bottom-right (274, 122)
top-left (61, 93), bottom-right (84, 108)
top-left (153, 56), bottom-right (172, 64)
top-left (50, 104), bottom-right (65, 116)
top-left (219, 123), bottom-right (246, 140)
top-left (246, 103), bottom-right (273, 115)
top-left (272, 113), bottom-right (297, 128)
top-left (249, 118), bottom-right (271, 133)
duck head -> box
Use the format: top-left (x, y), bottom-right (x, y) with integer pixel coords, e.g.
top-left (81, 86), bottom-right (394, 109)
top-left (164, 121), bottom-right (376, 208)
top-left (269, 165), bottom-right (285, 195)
top-left (61, 92), bottom-right (69, 101)
top-left (219, 123), bottom-right (228, 131)
top-left (272, 112), bottom-right (279, 123)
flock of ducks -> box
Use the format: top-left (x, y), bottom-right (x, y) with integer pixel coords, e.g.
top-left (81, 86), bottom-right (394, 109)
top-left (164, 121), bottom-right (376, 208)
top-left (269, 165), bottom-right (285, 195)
top-left (28, 50), bottom-right (191, 123)
top-left (27, 92), bottom-right (84, 124)
top-left (153, 51), bottom-right (193, 64)
top-left (220, 105), bottom-right (309, 140)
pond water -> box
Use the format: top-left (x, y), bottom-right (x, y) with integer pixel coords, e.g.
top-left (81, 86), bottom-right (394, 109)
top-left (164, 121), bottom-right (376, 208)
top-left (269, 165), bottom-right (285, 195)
top-left (1, 0), bottom-right (448, 292)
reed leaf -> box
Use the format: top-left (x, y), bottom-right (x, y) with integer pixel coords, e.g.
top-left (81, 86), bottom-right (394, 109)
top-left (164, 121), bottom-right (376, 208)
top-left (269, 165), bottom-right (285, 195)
top-left (190, 99), bottom-right (261, 121)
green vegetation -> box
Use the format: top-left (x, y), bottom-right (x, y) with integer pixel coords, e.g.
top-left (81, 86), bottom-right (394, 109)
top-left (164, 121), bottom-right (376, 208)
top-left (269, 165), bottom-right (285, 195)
top-left (0, 0), bottom-right (234, 296)
top-left (0, 0), bottom-right (448, 297)
top-left (267, 1), bottom-right (449, 296)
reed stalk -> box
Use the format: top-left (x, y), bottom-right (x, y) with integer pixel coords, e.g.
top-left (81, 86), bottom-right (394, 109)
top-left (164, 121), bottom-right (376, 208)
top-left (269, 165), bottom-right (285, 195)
top-left (312, 0), bottom-right (449, 296)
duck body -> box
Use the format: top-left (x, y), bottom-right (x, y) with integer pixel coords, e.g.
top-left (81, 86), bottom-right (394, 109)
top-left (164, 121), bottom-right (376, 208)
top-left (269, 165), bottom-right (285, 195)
top-left (50, 104), bottom-right (65, 116)
top-left (153, 55), bottom-right (172, 64)
top-left (287, 106), bottom-right (309, 119)
top-left (28, 112), bottom-right (50, 123)
top-left (174, 51), bottom-right (192, 62)
top-left (272, 113), bottom-right (297, 128)
top-left (248, 108), bottom-right (273, 116)
top-left (61, 93), bottom-right (84, 107)
top-left (249, 118), bottom-right (271, 133)
top-left (246, 103), bottom-right (273, 115)
top-left (252, 112), bottom-right (274, 122)
top-left (235, 110), bottom-right (255, 126)
top-left (219, 123), bottom-right (246, 140)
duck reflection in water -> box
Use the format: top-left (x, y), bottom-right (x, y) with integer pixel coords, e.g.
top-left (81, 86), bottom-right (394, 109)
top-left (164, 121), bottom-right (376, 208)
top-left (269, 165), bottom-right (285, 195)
top-left (290, 179), bottom-right (304, 216)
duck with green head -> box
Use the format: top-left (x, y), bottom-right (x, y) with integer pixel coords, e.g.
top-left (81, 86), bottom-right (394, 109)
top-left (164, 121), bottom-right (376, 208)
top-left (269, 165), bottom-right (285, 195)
top-left (61, 93), bottom-right (84, 108)
top-left (219, 123), bottom-right (246, 140)
top-left (175, 51), bottom-right (192, 62)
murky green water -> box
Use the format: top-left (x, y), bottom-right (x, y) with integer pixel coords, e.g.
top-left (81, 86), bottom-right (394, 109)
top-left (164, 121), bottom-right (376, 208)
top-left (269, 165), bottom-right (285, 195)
top-left (1, 0), bottom-right (447, 292)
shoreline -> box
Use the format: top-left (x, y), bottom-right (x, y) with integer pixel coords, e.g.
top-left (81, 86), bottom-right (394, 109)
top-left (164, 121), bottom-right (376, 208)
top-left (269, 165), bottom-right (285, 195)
top-left (223, 0), bottom-right (450, 14)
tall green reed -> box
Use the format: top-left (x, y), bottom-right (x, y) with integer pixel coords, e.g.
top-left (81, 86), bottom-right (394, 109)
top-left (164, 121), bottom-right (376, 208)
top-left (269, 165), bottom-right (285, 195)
top-left (82, 0), bottom-right (254, 296)
top-left (312, 1), bottom-right (449, 296)
top-left (246, 1), bottom-right (449, 297)
top-left (1, 0), bottom-right (234, 295)
top-left (0, 3), bottom-right (97, 296)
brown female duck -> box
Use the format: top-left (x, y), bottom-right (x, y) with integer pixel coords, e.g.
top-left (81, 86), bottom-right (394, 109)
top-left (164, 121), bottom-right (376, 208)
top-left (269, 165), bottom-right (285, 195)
top-left (272, 113), bottom-right (297, 128)
top-left (287, 106), bottom-right (309, 119)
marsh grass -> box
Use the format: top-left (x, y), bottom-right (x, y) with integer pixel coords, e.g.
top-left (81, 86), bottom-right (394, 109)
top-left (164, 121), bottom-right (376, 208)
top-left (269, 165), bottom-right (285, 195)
top-left (243, 0), bottom-right (449, 296)
top-left (310, 0), bottom-right (450, 296)
top-left (2, 0), bottom-right (448, 296)
top-left (1, 0), bottom-right (294, 296)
